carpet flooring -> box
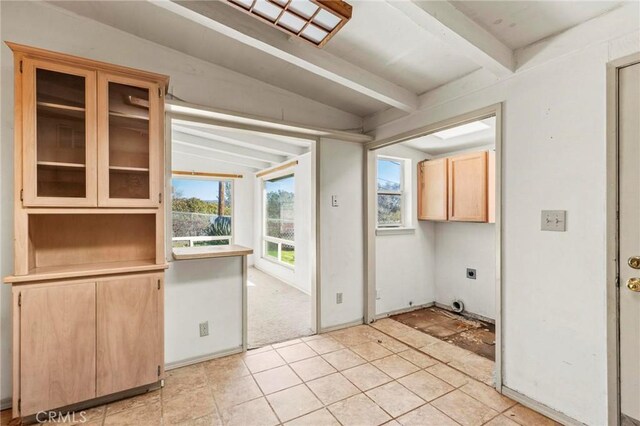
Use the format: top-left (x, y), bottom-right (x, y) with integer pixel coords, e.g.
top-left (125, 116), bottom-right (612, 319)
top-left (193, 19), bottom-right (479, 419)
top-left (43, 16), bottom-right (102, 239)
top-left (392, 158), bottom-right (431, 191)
top-left (247, 267), bottom-right (313, 348)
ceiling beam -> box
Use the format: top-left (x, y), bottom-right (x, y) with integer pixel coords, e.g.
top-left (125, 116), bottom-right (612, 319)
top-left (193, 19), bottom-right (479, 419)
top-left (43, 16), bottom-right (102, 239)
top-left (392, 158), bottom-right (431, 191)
top-left (387, 1), bottom-right (514, 78)
top-left (173, 122), bottom-right (308, 157)
top-left (173, 130), bottom-right (287, 164)
top-left (150, 0), bottom-right (419, 112)
top-left (173, 140), bottom-right (271, 170)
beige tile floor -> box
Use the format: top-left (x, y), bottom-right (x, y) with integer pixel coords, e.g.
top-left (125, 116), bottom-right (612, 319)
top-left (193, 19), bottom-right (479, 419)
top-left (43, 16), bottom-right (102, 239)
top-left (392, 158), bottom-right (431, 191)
top-left (0, 321), bottom-right (559, 426)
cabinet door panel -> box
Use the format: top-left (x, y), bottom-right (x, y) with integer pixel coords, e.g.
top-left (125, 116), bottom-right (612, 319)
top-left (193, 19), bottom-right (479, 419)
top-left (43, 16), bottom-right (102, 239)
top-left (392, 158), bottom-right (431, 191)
top-left (448, 152), bottom-right (488, 222)
top-left (97, 274), bottom-right (162, 396)
top-left (20, 282), bottom-right (96, 415)
top-left (419, 159), bottom-right (448, 221)
top-left (98, 73), bottom-right (160, 207)
top-left (22, 59), bottom-right (97, 207)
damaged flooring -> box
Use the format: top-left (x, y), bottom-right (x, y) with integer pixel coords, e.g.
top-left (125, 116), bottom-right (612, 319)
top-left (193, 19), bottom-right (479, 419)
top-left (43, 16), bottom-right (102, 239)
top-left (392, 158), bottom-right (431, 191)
top-left (0, 321), bottom-right (558, 426)
top-left (391, 307), bottom-right (496, 361)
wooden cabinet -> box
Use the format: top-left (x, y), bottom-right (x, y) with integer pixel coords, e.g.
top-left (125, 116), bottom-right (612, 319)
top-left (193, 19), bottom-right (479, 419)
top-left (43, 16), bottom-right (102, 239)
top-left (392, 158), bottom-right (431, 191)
top-left (18, 47), bottom-right (164, 208)
top-left (98, 73), bottom-right (161, 207)
top-left (448, 151), bottom-right (488, 222)
top-left (97, 274), bottom-right (163, 396)
top-left (6, 43), bottom-right (169, 420)
top-left (418, 158), bottom-right (448, 221)
top-left (14, 273), bottom-right (163, 417)
top-left (418, 150), bottom-right (495, 223)
top-left (18, 282), bottom-right (96, 416)
top-left (22, 58), bottom-right (98, 207)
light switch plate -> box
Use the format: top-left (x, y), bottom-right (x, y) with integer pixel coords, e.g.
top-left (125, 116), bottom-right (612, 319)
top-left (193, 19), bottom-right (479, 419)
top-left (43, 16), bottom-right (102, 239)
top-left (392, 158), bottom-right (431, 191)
top-left (541, 210), bottom-right (566, 232)
top-left (331, 195), bottom-right (339, 207)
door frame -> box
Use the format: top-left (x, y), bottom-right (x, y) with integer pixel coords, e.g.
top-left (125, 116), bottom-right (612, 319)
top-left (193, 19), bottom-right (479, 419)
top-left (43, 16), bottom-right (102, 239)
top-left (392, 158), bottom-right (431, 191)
top-left (164, 109), bottom-right (321, 351)
top-left (606, 52), bottom-right (640, 426)
top-left (363, 103), bottom-right (504, 391)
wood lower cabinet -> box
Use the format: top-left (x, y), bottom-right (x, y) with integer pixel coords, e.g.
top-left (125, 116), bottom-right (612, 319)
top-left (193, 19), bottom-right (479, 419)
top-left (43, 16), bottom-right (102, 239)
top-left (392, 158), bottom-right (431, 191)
top-left (418, 158), bottom-right (448, 221)
top-left (97, 274), bottom-right (163, 396)
top-left (14, 273), bottom-right (163, 417)
top-left (18, 282), bottom-right (96, 416)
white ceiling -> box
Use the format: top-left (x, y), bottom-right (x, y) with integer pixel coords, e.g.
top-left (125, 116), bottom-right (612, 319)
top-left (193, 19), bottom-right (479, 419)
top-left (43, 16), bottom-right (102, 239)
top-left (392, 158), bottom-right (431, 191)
top-left (172, 119), bottom-right (312, 172)
top-left (450, 1), bottom-right (625, 49)
top-left (49, 0), bottom-right (632, 119)
top-left (402, 117), bottom-right (496, 156)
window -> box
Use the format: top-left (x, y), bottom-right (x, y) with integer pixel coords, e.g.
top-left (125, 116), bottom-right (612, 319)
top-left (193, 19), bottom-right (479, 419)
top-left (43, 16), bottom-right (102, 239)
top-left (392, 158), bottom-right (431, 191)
top-left (171, 177), bottom-right (233, 247)
top-left (263, 174), bottom-right (295, 266)
top-left (377, 156), bottom-right (408, 228)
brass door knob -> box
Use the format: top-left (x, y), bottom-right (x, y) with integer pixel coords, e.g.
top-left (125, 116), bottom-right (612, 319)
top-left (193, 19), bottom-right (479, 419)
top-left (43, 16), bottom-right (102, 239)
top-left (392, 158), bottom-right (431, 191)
top-left (629, 256), bottom-right (640, 269)
top-left (627, 278), bottom-right (640, 292)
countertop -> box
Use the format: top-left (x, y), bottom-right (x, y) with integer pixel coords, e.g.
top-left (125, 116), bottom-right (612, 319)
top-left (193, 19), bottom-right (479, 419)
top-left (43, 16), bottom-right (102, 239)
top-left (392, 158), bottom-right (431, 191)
top-left (172, 245), bottom-right (253, 260)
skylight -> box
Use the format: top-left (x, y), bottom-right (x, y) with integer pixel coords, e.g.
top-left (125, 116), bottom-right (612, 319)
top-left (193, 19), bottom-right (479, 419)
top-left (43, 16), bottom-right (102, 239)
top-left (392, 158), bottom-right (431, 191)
top-left (226, 0), bottom-right (352, 48)
top-left (433, 121), bottom-right (491, 140)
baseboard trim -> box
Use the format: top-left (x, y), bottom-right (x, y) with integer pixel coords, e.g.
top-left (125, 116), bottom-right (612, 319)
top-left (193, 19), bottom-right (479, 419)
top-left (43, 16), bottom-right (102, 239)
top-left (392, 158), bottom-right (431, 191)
top-left (501, 387), bottom-right (585, 426)
top-left (165, 347), bottom-right (243, 371)
top-left (375, 302), bottom-right (435, 319)
top-left (320, 319), bottom-right (364, 333)
top-left (434, 302), bottom-right (495, 324)
top-left (1, 397), bottom-right (11, 410)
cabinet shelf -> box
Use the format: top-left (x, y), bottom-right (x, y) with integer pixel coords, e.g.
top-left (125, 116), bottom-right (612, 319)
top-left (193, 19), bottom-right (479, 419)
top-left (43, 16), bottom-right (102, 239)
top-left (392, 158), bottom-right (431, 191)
top-left (37, 161), bottom-right (85, 169)
top-left (109, 110), bottom-right (149, 121)
top-left (109, 166), bottom-right (149, 173)
top-left (4, 260), bottom-right (168, 284)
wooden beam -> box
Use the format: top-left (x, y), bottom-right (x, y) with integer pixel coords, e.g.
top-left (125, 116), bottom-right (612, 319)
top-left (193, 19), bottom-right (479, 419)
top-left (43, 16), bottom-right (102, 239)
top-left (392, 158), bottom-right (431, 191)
top-left (172, 130), bottom-right (287, 164)
top-left (256, 160), bottom-right (299, 178)
top-left (387, 1), bottom-right (514, 77)
top-left (150, 0), bottom-right (419, 112)
top-left (172, 170), bottom-right (244, 179)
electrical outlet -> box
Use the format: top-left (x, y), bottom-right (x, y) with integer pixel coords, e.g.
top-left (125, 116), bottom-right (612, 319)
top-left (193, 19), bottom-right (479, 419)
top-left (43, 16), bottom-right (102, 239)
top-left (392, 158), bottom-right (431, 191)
top-left (336, 292), bottom-right (343, 304)
top-left (466, 268), bottom-right (477, 279)
top-left (199, 321), bottom-right (209, 337)
top-left (331, 195), bottom-right (339, 207)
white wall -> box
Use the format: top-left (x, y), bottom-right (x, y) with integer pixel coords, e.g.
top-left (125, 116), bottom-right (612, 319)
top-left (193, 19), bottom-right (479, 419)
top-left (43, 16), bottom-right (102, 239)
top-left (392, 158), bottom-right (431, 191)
top-left (320, 139), bottom-right (364, 329)
top-left (0, 0), bottom-right (361, 405)
top-left (370, 24), bottom-right (640, 426)
top-left (164, 257), bottom-right (243, 365)
top-left (434, 223), bottom-right (495, 320)
top-left (374, 144), bottom-right (436, 315)
top-left (254, 153), bottom-right (313, 294)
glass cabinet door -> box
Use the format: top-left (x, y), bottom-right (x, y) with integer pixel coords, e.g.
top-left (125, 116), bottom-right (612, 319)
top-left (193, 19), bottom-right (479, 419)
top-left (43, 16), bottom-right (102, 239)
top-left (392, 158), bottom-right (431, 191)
top-left (22, 59), bottom-right (97, 206)
top-left (98, 73), bottom-right (160, 207)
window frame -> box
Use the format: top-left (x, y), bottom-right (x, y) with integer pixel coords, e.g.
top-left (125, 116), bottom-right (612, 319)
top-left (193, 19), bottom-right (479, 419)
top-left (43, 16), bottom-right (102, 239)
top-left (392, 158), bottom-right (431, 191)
top-left (261, 171), bottom-right (296, 269)
top-left (376, 155), bottom-right (409, 229)
top-left (170, 174), bottom-right (235, 248)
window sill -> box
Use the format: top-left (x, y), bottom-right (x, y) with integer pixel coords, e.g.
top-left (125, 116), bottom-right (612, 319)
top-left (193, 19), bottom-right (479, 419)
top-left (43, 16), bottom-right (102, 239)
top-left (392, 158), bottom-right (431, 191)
top-left (375, 227), bottom-right (416, 236)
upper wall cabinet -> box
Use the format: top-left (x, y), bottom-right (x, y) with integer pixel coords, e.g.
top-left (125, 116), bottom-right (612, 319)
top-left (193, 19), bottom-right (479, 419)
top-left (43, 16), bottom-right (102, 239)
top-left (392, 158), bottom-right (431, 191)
top-left (22, 59), bottom-right (98, 207)
top-left (98, 73), bottom-right (161, 207)
top-left (418, 150), bottom-right (495, 223)
top-left (18, 49), bottom-right (166, 208)
top-left (418, 158), bottom-right (448, 221)
top-left (448, 151), bottom-right (488, 222)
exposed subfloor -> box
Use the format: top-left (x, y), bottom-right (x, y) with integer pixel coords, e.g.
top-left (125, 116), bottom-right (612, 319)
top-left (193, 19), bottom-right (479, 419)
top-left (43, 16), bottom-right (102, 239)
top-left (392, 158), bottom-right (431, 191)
top-left (248, 267), bottom-right (313, 348)
top-left (391, 307), bottom-right (496, 361)
top-left (0, 321), bottom-right (558, 426)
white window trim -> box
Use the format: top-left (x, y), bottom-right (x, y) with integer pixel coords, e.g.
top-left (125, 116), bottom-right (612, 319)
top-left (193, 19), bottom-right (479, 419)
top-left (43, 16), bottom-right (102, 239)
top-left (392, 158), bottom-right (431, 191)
top-left (261, 172), bottom-right (296, 269)
top-left (171, 175), bottom-right (235, 247)
top-left (376, 155), bottom-right (412, 230)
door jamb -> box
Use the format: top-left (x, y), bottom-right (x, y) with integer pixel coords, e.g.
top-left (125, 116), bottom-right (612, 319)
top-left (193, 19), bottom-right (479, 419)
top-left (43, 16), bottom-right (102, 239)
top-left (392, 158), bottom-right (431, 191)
top-left (363, 103), bottom-right (504, 391)
top-left (606, 52), bottom-right (640, 426)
